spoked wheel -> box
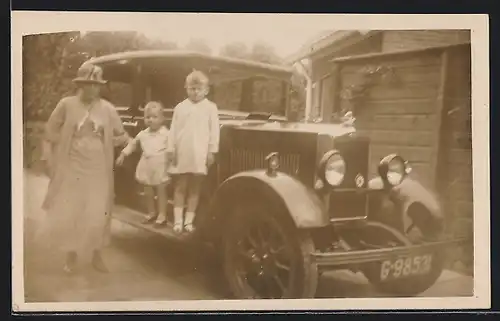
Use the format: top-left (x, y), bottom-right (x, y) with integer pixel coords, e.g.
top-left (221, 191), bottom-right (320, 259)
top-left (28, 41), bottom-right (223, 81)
top-left (360, 220), bottom-right (444, 296)
top-left (223, 203), bottom-right (318, 299)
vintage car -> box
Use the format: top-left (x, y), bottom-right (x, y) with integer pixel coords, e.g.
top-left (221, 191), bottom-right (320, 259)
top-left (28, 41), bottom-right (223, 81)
top-left (87, 50), bottom-right (465, 299)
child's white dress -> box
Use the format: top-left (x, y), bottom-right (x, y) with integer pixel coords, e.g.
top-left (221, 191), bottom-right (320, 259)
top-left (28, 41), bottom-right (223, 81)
top-left (167, 98), bottom-right (220, 175)
top-left (122, 126), bottom-right (171, 186)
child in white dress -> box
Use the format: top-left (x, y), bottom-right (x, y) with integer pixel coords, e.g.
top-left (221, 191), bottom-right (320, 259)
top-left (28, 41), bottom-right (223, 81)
top-left (116, 101), bottom-right (171, 226)
top-left (167, 70), bottom-right (220, 234)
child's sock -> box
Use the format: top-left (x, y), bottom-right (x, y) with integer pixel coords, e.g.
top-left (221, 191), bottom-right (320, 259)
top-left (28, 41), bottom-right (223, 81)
top-left (184, 212), bottom-right (195, 232)
top-left (173, 207), bottom-right (184, 233)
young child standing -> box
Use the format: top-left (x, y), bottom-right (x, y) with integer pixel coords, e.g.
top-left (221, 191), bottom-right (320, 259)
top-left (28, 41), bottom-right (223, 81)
top-left (116, 101), bottom-right (171, 226)
top-left (167, 70), bottom-right (220, 234)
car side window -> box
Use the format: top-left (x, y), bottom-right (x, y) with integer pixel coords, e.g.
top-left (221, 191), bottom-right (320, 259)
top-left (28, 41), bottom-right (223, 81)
top-left (102, 81), bottom-right (133, 109)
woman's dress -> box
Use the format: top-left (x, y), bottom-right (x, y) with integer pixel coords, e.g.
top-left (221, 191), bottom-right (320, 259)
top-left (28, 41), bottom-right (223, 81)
top-left (43, 116), bottom-right (109, 260)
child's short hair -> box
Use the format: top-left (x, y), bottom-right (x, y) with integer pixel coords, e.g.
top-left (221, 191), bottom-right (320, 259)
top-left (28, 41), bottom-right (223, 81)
top-left (144, 101), bottom-right (164, 116)
top-left (185, 69), bottom-right (209, 87)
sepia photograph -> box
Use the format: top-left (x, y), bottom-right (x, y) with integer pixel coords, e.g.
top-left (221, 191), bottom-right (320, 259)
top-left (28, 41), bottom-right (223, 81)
top-left (11, 12), bottom-right (490, 312)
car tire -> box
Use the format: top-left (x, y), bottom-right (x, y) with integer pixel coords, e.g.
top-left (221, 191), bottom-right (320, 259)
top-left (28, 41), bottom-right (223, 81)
top-left (222, 201), bottom-right (318, 299)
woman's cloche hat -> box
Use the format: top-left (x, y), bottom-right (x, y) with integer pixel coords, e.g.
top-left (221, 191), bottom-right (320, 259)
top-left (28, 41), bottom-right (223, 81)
top-left (72, 62), bottom-right (108, 85)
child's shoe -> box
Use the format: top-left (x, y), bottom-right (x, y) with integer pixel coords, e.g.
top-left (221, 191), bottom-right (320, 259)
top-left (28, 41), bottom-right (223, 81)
top-left (184, 212), bottom-right (196, 233)
top-left (173, 207), bottom-right (184, 234)
top-left (142, 212), bottom-right (157, 224)
top-left (92, 250), bottom-right (108, 273)
top-left (154, 212), bottom-right (168, 227)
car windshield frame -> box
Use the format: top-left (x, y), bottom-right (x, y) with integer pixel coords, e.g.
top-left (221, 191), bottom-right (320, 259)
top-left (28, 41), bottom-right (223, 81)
top-left (89, 50), bottom-right (294, 119)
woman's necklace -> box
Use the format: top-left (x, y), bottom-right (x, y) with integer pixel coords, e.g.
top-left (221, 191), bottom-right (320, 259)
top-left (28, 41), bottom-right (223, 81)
top-left (77, 98), bottom-right (99, 132)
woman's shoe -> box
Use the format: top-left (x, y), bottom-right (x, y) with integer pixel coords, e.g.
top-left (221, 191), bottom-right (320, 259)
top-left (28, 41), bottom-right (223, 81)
top-left (92, 250), bottom-right (109, 273)
top-left (63, 251), bottom-right (77, 274)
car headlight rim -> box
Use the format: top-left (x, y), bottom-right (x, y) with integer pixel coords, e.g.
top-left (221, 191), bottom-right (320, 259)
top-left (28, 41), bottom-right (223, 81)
top-left (378, 154), bottom-right (409, 186)
top-left (318, 150), bottom-right (346, 187)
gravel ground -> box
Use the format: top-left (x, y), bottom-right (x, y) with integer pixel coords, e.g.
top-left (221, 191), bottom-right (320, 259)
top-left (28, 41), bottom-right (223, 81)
top-left (22, 170), bottom-right (474, 303)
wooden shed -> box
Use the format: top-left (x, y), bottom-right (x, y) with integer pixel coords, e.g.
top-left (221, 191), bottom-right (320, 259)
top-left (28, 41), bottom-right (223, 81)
top-left (331, 43), bottom-right (472, 243)
top-left (287, 29), bottom-right (471, 121)
top-left (289, 31), bottom-right (473, 254)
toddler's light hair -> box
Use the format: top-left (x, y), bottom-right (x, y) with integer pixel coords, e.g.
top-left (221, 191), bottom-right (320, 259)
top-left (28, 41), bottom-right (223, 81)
top-left (185, 69), bottom-right (209, 87)
top-left (143, 101), bottom-right (164, 117)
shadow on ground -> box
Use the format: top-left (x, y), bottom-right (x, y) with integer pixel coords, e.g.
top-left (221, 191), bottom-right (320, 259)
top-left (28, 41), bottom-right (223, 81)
top-left (22, 170), bottom-right (474, 302)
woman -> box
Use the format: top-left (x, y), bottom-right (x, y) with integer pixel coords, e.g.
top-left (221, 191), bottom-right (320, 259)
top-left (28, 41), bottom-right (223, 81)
top-left (40, 62), bottom-right (130, 274)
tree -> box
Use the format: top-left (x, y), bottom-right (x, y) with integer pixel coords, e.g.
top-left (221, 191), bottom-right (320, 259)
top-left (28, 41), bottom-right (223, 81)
top-left (23, 31), bottom-right (180, 121)
top-left (249, 41), bottom-right (282, 64)
top-left (23, 32), bottom-right (82, 168)
top-left (23, 31), bottom-right (81, 120)
top-left (219, 42), bottom-right (250, 59)
top-left (184, 38), bottom-right (212, 54)
top-left (147, 38), bottom-right (178, 50)
top-left (65, 31), bottom-right (177, 64)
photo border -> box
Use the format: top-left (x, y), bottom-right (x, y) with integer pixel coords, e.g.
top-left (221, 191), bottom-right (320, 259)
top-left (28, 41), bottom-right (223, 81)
top-left (10, 11), bottom-right (491, 312)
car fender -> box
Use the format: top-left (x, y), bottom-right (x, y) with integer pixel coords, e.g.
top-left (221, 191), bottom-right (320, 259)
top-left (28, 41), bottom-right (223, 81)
top-left (368, 177), bottom-right (444, 233)
top-left (208, 170), bottom-right (329, 229)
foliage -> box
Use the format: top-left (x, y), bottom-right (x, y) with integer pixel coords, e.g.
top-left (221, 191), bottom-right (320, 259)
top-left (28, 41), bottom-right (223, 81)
top-left (219, 42), bottom-right (250, 59)
top-left (23, 32), bottom-right (80, 121)
top-left (184, 38), bottom-right (212, 54)
top-left (23, 31), bottom-right (179, 121)
top-left (250, 42), bottom-right (282, 65)
top-left (63, 31), bottom-right (178, 77)
top-left (23, 31), bottom-right (307, 122)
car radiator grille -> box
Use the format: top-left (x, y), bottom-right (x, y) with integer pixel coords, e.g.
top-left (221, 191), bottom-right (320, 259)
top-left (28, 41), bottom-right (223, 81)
top-left (229, 149), bottom-right (301, 177)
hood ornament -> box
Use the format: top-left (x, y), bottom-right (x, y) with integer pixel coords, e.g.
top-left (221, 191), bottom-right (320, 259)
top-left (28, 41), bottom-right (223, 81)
top-left (341, 111), bottom-right (356, 127)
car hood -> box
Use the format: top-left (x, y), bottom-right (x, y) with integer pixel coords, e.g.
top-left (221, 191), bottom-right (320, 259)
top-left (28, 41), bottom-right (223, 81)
top-left (220, 119), bottom-right (357, 138)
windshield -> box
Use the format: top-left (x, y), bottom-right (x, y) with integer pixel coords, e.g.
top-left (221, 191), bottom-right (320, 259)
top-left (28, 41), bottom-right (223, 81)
top-left (101, 81), bottom-right (133, 108)
top-left (98, 58), bottom-right (289, 118)
top-left (104, 76), bottom-right (287, 117)
top-left (213, 78), bottom-right (286, 116)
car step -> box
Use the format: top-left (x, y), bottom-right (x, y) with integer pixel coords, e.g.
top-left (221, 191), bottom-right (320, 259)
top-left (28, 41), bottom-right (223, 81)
top-left (112, 204), bottom-right (193, 242)
top-left (136, 193), bottom-right (182, 208)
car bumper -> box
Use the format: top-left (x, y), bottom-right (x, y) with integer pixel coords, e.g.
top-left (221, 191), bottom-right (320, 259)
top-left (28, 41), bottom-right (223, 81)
top-left (311, 237), bottom-right (468, 267)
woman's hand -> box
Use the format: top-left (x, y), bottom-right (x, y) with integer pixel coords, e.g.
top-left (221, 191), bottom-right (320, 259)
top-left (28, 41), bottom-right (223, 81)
top-left (40, 158), bottom-right (52, 178)
top-left (115, 153), bottom-right (126, 166)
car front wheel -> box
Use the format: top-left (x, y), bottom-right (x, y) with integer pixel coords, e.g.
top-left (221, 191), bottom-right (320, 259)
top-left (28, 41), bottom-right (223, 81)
top-left (222, 202), bottom-right (318, 299)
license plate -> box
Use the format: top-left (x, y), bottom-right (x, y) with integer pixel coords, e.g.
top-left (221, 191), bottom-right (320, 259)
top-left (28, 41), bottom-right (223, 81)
top-left (380, 254), bottom-right (432, 281)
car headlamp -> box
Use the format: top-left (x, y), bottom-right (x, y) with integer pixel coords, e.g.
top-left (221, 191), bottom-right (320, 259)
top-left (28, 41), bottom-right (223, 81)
top-left (378, 154), bottom-right (411, 187)
top-left (319, 150), bottom-right (346, 187)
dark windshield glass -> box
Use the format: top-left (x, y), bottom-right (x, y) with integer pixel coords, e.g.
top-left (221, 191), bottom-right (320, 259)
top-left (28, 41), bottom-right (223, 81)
top-left (101, 62), bottom-right (288, 117)
top-left (210, 78), bottom-right (286, 116)
top-left (102, 81), bottom-right (133, 108)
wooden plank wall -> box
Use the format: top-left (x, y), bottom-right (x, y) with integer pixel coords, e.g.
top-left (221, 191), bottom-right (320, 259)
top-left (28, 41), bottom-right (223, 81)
top-left (382, 30), bottom-right (471, 52)
top-left (309, 34), bottom-right (383, 120)
top-left (335, 45), bottom-right (473, 268)
top-left (439, 46), bottom-right (473, 239)
top-left (337, 49), bottom-right (444, 189)
top-left (308, 30), bottom-right (470, 121)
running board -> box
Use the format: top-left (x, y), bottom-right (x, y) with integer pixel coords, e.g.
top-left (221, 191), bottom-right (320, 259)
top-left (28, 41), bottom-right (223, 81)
top-left (112, 205), bottom-right (193, 242)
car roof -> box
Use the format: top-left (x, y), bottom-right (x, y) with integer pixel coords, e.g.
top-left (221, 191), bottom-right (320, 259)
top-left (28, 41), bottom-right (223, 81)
top-left (87, 50), bottom-right (293, 83)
